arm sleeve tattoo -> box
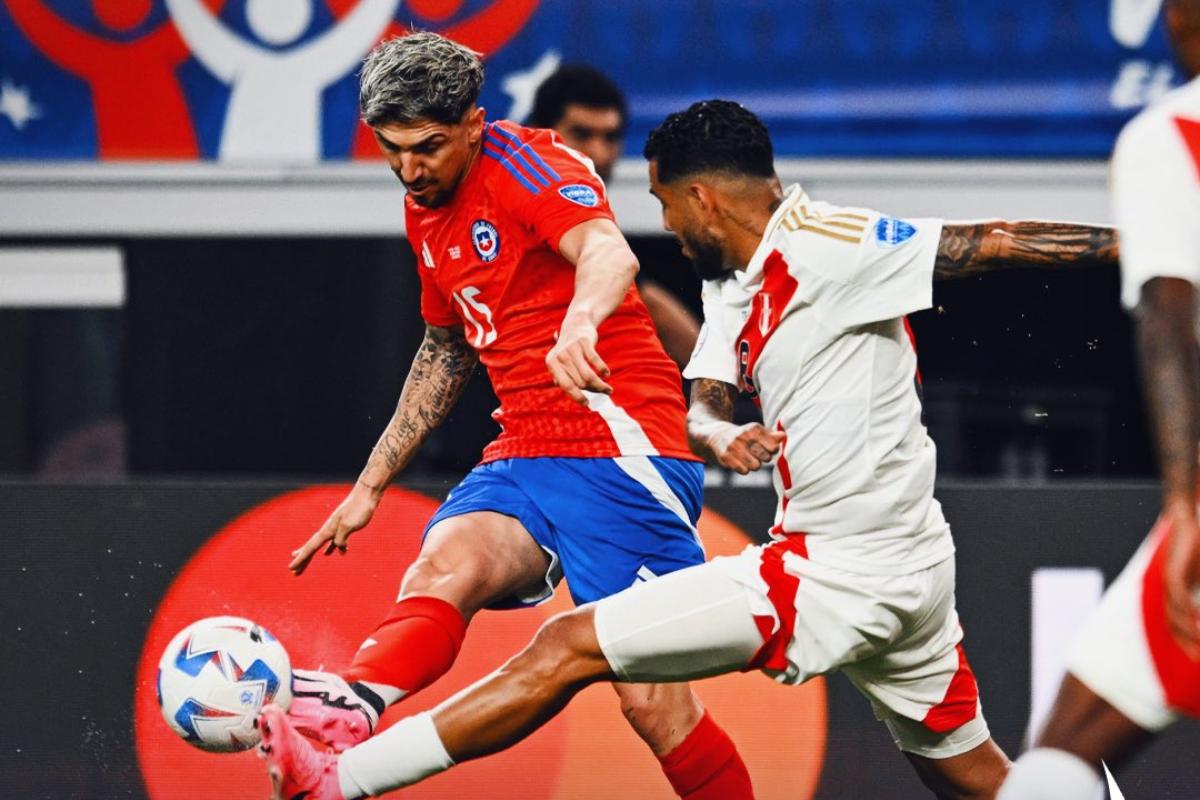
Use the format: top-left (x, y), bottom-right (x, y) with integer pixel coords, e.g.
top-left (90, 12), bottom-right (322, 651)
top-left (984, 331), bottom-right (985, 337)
top-left (934, 221), bottom-right (1119, 279)
top-left (358, 324), bottom-right (478, 489)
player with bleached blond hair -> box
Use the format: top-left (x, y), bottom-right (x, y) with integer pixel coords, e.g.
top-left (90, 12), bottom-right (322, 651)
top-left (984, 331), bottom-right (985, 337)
top-left (275, 32), bottom-right (755, 800)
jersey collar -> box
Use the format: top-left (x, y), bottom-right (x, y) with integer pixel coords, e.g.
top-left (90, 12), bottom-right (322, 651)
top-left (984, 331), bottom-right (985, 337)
top-left (735, 183), bottom-right (807, 290)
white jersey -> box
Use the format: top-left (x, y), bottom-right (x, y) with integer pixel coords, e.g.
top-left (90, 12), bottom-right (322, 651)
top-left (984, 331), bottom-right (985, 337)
top-left (684, 184), bottom-right (952, 575)
top-left (1115, 74), bottom-right (1200, 310)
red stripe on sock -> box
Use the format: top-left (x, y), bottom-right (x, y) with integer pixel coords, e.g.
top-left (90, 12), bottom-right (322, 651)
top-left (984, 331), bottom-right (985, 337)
top-left (658, 711), bottom-right (755, 799)
top-left (344, 596), bottom-right (467, 698)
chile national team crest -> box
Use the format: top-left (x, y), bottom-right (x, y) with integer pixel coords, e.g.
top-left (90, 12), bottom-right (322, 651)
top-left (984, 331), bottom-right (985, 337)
top-left (471, 220), bottom-right (501, 263)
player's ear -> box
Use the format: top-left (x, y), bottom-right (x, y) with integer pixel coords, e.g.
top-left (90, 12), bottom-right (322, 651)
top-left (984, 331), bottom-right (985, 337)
top-left (465, 106), bottom-right (486, 144)
top-left (686, 181), bottom-right (720, 224)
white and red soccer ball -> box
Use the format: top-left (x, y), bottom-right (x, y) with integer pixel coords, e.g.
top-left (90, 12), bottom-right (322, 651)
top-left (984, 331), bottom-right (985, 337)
top-left (156, 616), bottom-right (292, 753)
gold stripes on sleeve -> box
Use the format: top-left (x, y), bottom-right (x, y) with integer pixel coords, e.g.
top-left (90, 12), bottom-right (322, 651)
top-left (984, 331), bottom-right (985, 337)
top-left (780, 204), bottom-right (867, 244)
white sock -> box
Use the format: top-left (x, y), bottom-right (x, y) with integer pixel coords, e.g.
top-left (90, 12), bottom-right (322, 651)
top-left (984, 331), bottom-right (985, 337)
top-left (337, 711), bottom-right (454, 798)
top-left (997, 748), bottom-right (1102, 800)
top-left (356, 680), bottom-right (404, 708)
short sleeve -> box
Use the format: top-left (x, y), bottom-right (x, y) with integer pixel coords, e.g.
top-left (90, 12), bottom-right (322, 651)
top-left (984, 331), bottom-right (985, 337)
top-left (682, 281), bottom-right (739, 385)
top-left (410, 234), bottom-right (459, 328)
top-left (792, 212), bottom-right (941, 331)
top-left (1114, 113), bottom-right (1200, 310)
top-left (488, 123), bottom-right (615, 251)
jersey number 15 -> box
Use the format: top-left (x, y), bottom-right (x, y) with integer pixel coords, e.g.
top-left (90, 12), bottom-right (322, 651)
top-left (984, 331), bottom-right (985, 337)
top-left (452, 286), bottom-right (498, 348)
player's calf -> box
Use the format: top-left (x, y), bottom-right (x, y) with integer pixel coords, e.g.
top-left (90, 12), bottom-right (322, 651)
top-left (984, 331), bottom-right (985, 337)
top-left (437, 608), bottom-right (613, 761)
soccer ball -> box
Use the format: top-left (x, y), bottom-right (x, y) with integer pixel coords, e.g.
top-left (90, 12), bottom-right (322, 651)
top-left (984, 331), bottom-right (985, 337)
top-left (156, 616), bottom-right (293, 753)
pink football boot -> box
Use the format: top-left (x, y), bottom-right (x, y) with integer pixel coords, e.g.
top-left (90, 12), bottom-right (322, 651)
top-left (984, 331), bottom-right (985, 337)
top-left (259, 704), bottom-right (345, 800)
top-left (287, 669), bottom-right (379, 752)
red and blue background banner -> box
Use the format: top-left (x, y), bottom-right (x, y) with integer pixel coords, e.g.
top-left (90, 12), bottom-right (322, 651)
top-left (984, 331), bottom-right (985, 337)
top-left (0, 0), bottom-right (1180, 161)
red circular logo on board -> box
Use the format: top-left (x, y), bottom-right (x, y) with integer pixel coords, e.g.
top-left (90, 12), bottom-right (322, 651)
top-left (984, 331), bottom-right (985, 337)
top-left (134, 486), bottom-right (826, 799)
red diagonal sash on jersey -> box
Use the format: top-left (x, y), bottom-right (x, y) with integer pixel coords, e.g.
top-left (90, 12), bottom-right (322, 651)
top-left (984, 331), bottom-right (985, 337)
top-left (1175, 116), bottom-right (1200, 180)
top-left (735, 250), bottom-right (798, 398)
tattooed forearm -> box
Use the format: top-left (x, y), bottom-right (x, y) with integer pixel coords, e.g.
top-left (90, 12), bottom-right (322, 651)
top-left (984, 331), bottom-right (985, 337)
top-left (690, 378), bottom-right (737, 421)
top-left (358, 324), bottom-right (478, 490)
top-left (934, 221), bottom-right (1119, 279)
top-left (1137, 278), bottom-right (1200, 508)
top-left (686, 378), bottom-right (739, 459)
top-left (376, 418), bottom-right (420, 473)
top-left (934, 223), bottom-right (986, 276)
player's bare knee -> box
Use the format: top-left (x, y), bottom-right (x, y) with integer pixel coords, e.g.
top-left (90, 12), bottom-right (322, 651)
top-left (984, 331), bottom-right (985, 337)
top-left (399, 547), bottom-right (490, 599)
top-left (512, 610), bottom-right (609, 688)
top-left (616, 684), bottom-right (661, 733)
top-left (615, 683), bottom-right (703, 747)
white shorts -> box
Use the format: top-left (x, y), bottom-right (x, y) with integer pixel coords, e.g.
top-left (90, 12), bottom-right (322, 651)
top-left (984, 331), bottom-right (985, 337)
top-left (1069, 516), bottom-right (1200, 731)
top-left (594, 537), bottom-right (990, 759)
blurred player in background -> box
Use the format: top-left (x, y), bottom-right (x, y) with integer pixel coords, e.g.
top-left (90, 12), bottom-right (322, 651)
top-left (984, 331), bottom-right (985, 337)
top-left (529, 64), bottom-right (702, 369)
top-left (261, 100), bottom-right (1120, 800)
top-left (278, 33), bottom-right (754, 800)
top-left (999, 2), bottom-right (1200, 797)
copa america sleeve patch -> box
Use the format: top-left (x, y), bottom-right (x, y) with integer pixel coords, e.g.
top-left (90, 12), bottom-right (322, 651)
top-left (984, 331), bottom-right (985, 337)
top-left (874, 216), bottom-right (917, 247)
top-left (558, 184), bottom-right (600, 207)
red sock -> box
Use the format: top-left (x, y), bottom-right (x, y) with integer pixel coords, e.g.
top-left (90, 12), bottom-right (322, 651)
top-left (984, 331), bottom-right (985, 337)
top-left (658, 711), bottom-right (755, 799)
top-left (343, 596), bottom-right (467, 700)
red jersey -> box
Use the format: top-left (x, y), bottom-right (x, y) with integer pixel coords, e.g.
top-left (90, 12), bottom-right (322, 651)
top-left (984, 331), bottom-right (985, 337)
top-left (405, 120), bottom-right (696, 464)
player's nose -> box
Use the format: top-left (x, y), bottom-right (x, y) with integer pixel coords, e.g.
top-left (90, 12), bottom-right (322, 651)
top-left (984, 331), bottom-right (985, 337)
top-left (397, 153), bottom-right (425, 184)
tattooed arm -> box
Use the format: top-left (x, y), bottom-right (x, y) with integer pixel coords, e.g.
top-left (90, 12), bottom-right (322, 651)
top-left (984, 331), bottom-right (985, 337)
top-left (687, 378), bottom-right (784, 473)
top-left (934, 220), bottom-right (1118, 279)
top-left (357, 324), bottom-right (478, 488)
top-left (1137, 278), bottom-right (1200, 649)
top-left (288, 324), bottom-right (478, 574)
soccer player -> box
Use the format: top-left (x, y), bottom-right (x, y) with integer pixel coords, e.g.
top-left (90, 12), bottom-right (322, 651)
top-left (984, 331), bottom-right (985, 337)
top-left (529, 64), bottom-right (702, 369)
top-left (280, 33), bottom-right (755, 800)
top-left (999, 3), bottom-right (1200, 798)
top-left (260, 99), bottom-right (1119, 800)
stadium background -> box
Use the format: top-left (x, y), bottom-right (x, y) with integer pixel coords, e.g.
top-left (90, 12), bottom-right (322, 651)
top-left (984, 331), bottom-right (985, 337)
top-left (0, 0), bottom-right (1196, 797)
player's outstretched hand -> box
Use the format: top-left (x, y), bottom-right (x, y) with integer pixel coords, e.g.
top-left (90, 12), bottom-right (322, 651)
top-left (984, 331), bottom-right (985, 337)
top-left (547, 315), bottom-right (612, 405)
top-left (1162, 501), bottom-right (1200, 657)
top-left (289, 484), bottom-right (381, 576)
top-left (709, 422), bottom-right (787, 474)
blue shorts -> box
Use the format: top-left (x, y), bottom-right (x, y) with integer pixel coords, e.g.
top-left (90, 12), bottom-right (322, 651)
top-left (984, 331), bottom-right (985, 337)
top-left (424, 456), bottom-right (706, 608)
